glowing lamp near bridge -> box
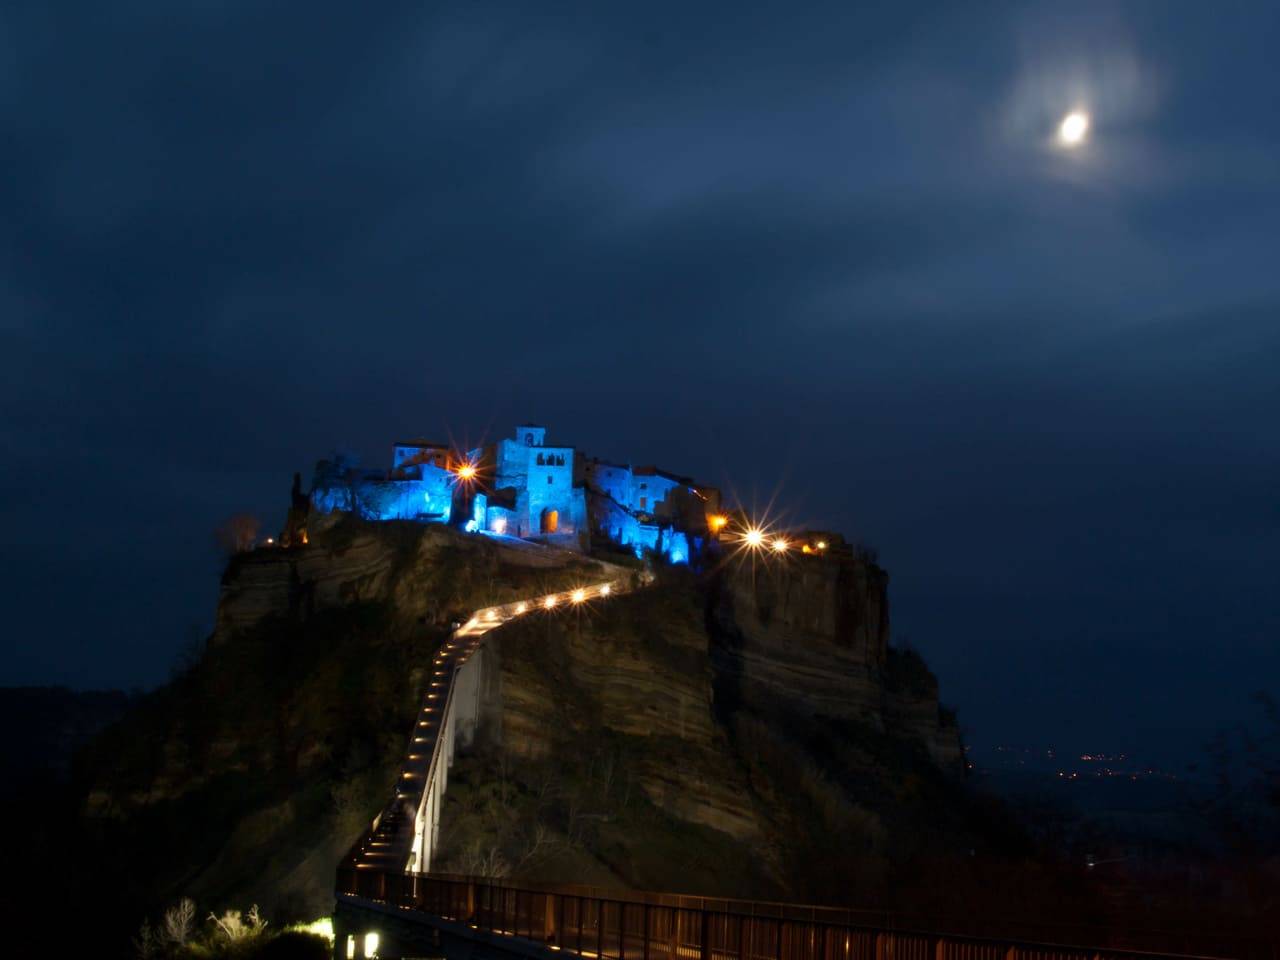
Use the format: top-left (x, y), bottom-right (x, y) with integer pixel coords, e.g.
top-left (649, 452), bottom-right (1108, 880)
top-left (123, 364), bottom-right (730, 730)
top-left (817, 540), bottom-right (827, 550)
top-left (743, 528), bottom-right (765, 548)
top-left (772, 538), bottom-right (789, 553)
top-left (600, 583), bottom-right (611, 596)
top-left (571, 588), bottom-right (586, 604)
top-left (543, 595), bottom-right (557, 609)
top-left (709, 514), bottom-right (728, 532)
top-left (515, 602), bottom-right (527, 614)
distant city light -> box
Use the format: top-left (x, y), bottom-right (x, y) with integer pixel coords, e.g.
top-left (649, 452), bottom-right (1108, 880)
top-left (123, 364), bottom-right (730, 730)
top-left (771, 538), bottom-right (788, 553)
top-left (571, 588), bottom-right (586, 604)
top-left (515, 602), bottom-right (527, 614)
top-left (485, 609), bottom-right (498, 621)
top-left (600, 584), bottom-right (611, 596)
top-left (544, 595), bottom-right (557, 609)
top-left (455, 463), bottom-right (477, 480)
top-left (709, 514), bottom-right (728, 532)
top-left (744, 528), bottom-right (765, 548)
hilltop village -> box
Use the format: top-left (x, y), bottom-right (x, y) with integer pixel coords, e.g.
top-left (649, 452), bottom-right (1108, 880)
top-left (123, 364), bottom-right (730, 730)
top-left (303, 423), bottom-right (840, 565)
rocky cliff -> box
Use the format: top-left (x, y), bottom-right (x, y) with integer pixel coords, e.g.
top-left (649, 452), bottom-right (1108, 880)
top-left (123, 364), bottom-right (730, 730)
top-left (70, 514), bottom-right (971, 930)
top-left (432, 550), bottom-right (966, 900)
top-left (715, 555), bottom-right (964, 767)
top-left (76, 516), bottom-right (621, 923)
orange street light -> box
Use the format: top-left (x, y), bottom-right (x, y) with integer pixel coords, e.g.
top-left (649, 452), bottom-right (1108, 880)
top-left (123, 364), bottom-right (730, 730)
top-left (455, 463), bottom-right (477, 481)
top-left (709, 514), bottom-right (729, 532)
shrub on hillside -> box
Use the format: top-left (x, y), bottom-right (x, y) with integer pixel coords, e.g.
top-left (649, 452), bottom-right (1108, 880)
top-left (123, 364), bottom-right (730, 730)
top-left (133, 901), bottom-right (327, 960)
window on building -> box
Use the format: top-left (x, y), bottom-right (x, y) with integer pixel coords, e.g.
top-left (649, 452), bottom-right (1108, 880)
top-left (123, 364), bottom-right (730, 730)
top-left (547, 476), bottom-right (553, 484)
top-left (640, 482), bottom-right (647, 490)
top-left (525, 433), bottom-right (534, 445)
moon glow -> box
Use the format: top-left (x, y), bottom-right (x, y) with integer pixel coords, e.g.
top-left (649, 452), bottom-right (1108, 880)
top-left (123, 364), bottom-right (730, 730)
top-left (1058, 110), bottom-right (1090, 146)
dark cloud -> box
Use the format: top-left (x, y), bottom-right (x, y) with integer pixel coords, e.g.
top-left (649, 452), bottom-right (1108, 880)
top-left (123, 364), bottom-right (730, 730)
top-left (2, 0), bottom-right (1278, 766)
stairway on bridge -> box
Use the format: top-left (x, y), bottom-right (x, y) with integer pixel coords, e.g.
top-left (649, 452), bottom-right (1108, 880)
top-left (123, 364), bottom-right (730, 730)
top-left (342, 574), bottom-right (634, 880)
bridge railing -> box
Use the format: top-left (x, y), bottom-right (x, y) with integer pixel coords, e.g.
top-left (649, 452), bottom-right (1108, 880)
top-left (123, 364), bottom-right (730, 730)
top-left (335, 871), bottom-right (1269, 960)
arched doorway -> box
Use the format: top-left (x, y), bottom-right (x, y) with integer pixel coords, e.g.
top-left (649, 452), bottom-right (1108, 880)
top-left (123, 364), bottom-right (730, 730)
top-left (540, 508), bottom-right (559, 534)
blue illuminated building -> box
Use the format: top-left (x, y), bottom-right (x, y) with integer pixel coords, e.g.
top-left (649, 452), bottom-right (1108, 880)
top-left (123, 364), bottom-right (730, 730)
top-left (307, 424), bottom-right (723, 565)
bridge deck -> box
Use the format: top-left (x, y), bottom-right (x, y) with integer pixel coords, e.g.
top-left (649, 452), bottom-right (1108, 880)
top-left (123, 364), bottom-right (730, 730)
top-left (335, 872), bottom-right (1260, 960)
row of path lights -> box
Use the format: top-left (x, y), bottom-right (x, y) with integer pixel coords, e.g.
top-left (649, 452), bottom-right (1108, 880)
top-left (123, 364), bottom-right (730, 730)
top-left (359, 576), bottom-right (624, 871)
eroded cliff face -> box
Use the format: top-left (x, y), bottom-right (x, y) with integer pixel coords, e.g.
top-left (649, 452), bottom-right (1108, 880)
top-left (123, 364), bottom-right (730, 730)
top-left (715, 556), bottom-right (964, 768)
top-left (216, 511), bottom-right (623, 638)
top-left (487, 584), bottom-right (762, 841)
top-left (435, 552), bottom-right (965, 900)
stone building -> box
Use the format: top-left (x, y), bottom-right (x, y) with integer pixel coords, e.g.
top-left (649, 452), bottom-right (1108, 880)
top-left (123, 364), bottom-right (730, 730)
top-left (308, 423), bottom-right (722, 564)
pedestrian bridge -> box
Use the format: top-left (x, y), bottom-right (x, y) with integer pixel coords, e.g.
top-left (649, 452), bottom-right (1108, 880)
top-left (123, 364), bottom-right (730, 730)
top-left (335, 573), bottom-right (1249, 960)
top-left (333, 873), bottom-right (1244, 960)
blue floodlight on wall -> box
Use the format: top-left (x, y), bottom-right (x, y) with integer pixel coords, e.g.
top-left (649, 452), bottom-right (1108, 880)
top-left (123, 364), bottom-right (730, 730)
top-left (464, 493), bottom-right (486, 533)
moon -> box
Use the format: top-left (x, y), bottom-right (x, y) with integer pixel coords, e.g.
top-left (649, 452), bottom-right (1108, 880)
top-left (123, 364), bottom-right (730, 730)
top-left (1058, 110), bottom-right (1090, 147)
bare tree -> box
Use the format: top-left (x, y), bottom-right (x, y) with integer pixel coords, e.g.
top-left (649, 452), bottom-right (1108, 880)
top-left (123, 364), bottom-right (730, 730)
top-left (209, 904), bottom-right (268, 941)
top-left (132, 919), bottom-right (157, 960)
top-left (511, 822), bottom-right (556, 873)
top-left (162, 898), bottom-right (196, 946)
top-left (458, 839), bottom-right (509, 878)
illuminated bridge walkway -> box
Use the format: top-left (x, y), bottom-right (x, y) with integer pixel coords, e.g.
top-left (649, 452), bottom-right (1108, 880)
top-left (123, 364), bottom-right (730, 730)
top-left (342, 576), bottom-right (635, 879)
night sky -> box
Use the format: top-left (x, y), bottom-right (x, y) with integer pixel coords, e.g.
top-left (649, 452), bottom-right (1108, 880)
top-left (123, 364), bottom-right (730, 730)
top-left (4, 2), bottom-right (1278, 768)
